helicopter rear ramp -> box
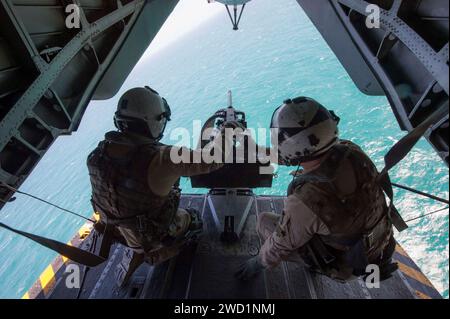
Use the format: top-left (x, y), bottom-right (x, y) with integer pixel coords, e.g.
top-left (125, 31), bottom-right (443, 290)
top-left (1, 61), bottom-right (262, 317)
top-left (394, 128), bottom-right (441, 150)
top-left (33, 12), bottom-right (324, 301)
top-left (25, 193), bottom-right (441, 300)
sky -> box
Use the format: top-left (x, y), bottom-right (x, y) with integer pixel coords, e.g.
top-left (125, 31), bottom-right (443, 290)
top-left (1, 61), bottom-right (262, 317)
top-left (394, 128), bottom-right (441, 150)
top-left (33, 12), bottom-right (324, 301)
top-left (145, 0), bottom-right (224, 54)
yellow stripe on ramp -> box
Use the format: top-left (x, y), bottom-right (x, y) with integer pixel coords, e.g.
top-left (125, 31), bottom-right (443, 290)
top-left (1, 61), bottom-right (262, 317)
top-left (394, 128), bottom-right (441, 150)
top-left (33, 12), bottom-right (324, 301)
top-left (61, 241), bottom-right (73, 263)
top-left (395, 244), bottom-right (409, 258)
top-left (415, 290), bottom-right (432, 299)
top-left (397, 262), bottom-right (434, 289)
top-left (23, 216), bottom-right (96, 299)
top-left (40, 264), bottom-right (55, 290)
top-left (78, 225), bottom-right (91, 240)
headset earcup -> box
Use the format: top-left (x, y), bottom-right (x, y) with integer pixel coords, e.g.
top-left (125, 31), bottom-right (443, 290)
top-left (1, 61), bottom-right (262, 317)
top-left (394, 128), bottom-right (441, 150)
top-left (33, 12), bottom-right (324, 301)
top-left (113, 112), bottom-right (120, 130)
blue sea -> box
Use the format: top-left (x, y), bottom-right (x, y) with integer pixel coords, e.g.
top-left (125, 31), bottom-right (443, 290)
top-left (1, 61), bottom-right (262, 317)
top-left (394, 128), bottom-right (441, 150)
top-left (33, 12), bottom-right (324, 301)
top-left (0, 0), bottom-right (448, 298)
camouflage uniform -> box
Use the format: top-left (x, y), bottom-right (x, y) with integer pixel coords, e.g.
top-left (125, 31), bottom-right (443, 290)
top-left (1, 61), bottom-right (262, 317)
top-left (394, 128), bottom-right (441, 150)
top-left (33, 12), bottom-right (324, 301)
top-left (88, 130), bottom-right (231, 265)
top-left (258, 140), bottom-right (395, 280)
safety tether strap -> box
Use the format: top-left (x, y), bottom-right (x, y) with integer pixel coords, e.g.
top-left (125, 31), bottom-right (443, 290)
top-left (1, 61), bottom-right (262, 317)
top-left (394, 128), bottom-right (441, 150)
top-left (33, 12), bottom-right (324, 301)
top-left (0, 222), bottom-right (106, 267)
top-left (377, 101), bottom-right (448, 232)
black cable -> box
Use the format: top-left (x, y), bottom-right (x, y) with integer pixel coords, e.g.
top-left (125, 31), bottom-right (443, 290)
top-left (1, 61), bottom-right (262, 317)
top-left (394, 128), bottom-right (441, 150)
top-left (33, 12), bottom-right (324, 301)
top-left (225, 5), bottom-right (234, 28)
top-left (392, 182), bottom-right (449, 205)
top-left (1, 182), bottom-right (95, 223)
top-left (405, 206), bottom-right (449, 223)
top-left (292, 163), bottom-right (302, 183)
top-left (236, 3), bottom-right (246, 27)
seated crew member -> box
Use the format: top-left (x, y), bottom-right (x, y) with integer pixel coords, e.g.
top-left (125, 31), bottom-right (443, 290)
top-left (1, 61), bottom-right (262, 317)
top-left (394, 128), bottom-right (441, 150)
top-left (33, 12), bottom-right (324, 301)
top-left (236, 97), bottom-right (397, 282)
top-left (87, 87), bottom-right (237, 285)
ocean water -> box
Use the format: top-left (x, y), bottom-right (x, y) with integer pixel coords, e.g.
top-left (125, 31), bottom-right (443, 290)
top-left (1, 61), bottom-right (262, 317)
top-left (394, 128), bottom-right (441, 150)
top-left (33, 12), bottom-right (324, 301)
top-left (0, 0), bottom-right (448, 298)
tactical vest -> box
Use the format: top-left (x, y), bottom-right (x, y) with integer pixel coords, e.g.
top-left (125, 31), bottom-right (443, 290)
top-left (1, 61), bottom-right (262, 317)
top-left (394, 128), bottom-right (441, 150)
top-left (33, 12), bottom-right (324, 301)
top-left (87, 132), bottom-right (180, 247)
top-left (288, 140), bottom-right (394, 281)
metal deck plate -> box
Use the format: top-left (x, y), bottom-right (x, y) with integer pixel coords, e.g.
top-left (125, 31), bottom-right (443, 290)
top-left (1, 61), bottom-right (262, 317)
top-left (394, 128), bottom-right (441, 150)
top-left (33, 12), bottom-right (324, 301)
top-left (35, 194), bottom-right (441, 300)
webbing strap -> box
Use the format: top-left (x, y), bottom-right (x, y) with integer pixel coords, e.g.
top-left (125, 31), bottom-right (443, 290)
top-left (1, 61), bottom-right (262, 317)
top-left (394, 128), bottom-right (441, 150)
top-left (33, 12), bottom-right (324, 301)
top-left (377, 101), bottom-right (448, 232)
top-left (380, 101), bottom-right (448, 177)
top-left (378, 174), bottom-right (408, 232)
top-left (0, 222), bottom-right (106, 267)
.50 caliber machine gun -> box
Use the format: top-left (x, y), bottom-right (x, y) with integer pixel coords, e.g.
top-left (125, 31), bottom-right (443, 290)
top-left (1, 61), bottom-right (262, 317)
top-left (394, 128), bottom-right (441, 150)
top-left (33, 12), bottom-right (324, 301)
top-left (191, 91), bottom-right (273, 189)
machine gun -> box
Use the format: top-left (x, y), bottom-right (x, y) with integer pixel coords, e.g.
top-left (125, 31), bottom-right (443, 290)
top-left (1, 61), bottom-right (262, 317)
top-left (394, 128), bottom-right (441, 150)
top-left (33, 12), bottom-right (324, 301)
top-left (191, 91), bottom-right (273, 244)
top-left (191, 91), bottom-right (273, 189)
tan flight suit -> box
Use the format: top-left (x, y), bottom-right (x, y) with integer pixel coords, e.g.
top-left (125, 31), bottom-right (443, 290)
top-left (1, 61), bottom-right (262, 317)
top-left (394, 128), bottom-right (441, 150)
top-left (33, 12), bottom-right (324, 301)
top-left (257, 140), bottom-right (393, 281)
top-left (257, 143), bottom-right (373, 269)
top-left (257, 160), bottom-right (332, 268)
top-left (118, 132), bottom-right (234, 265)
top-left (239, 135), bottom-right (332, 267)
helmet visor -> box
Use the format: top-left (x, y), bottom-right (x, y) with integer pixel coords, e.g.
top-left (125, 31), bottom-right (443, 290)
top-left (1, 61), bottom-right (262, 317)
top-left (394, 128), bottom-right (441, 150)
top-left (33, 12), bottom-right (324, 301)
top-left (162, 98), bottom-right (171, 121)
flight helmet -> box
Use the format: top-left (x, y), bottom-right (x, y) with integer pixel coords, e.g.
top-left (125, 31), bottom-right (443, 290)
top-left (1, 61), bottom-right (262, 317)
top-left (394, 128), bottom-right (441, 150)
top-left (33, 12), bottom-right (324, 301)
top-left (270, 97), bottom-right (340, 165)
top-left (114, 87), bottom-right (171, 141)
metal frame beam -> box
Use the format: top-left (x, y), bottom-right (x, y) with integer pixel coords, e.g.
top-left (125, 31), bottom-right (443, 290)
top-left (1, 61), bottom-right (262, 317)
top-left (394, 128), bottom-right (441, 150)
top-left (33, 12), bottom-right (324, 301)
top-left (297, 0), bottom-right (449, 165)
top-left (0, 0), bottom-right (145, 151)
top-left (338, 0), bottom-right (449, 95)
top-left (0, 0), bottom-right (146, 205)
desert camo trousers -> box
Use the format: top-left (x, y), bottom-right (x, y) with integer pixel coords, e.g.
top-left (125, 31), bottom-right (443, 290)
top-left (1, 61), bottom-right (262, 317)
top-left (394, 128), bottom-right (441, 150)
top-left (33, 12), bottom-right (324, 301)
top-left (256, 212), bottom-right (305, 264)
top-left (120, 208), bottom-right (191, 265)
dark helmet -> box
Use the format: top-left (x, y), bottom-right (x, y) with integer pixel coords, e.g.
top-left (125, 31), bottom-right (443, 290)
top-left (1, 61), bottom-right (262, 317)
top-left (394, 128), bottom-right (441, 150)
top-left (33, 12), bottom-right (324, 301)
top-left (114, 86), bottom-right (171, 140)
